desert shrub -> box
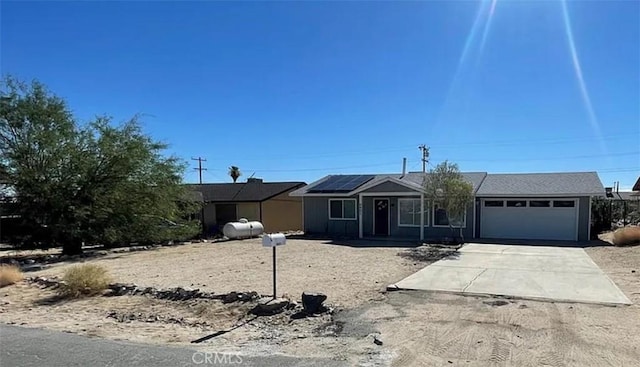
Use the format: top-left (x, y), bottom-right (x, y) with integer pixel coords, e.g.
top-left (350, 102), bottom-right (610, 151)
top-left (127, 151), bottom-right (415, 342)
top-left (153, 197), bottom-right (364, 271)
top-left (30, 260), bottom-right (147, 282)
top-left (612, 226), bottom-right (640, 247)
top-left (59, 264), bottom-right (111, 298)
top-left (0, 264), bottom-right (24, 287)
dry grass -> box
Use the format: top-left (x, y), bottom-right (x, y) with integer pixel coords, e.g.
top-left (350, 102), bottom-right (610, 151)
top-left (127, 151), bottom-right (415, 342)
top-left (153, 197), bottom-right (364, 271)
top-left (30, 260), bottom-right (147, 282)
top-left (59, 264), bottom-right (111, 298)
top-left (0, 264), bottom-right (23, 287)
top-left (612, 226), bottom-right (640, 247)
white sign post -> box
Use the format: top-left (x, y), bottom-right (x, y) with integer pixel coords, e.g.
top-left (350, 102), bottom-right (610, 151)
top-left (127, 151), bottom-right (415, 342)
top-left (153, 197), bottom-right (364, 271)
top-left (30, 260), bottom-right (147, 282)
top-left (262, 233), bottom-right (286, 299)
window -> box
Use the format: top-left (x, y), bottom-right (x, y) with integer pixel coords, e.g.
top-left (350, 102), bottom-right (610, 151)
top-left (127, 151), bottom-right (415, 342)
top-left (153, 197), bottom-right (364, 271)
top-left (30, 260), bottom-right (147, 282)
top-left (398, 198), bottom-right (429, 227)
top-left (530, 200), bottom-right (550, 207)
top-left (506, 200), bottom-right (527, 207)
top-left (329, 199), bottom-right (357, 220)
top-left (553, 200), bottom-right (575, 208)
top-left (433, 202), bottom-right (466, 227)
top-left (484, 200), bottom-right (504, 207)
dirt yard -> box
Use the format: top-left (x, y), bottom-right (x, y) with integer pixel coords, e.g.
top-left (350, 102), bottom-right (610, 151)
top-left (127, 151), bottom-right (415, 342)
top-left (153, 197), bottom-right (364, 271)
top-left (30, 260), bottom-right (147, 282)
top-left (0, 238), bottom-right (425, 359)
top-left (1, 239), bottom-right (639, 366)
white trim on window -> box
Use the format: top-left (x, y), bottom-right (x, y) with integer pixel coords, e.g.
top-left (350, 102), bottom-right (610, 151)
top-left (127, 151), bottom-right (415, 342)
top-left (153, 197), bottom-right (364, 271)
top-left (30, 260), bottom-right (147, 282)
top-left (328, 198), bottom-right (357, 220)
top-left (432, 202), bottom-right (467, 228)
top-left (398, 198), bottom-right (430, 228)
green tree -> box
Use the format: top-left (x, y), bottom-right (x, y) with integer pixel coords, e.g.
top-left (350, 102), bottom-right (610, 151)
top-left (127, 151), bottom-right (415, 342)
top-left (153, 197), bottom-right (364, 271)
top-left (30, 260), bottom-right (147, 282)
top-left (0, 77), bottom-right (199, 254)
top-left (228, 166), bottom-right (241, 183)
top-left (423, 161), bottom-right (474, 242)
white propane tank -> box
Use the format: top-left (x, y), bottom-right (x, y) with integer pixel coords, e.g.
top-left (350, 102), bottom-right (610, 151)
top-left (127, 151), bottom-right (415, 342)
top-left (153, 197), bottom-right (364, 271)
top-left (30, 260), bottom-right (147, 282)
top-left (223, 221), bottom-right (264, 239)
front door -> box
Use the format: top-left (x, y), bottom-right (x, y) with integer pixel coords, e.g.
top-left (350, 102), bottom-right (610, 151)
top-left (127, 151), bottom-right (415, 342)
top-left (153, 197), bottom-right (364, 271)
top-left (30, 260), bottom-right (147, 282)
top-left (374, 199), bottom-right (389, 236)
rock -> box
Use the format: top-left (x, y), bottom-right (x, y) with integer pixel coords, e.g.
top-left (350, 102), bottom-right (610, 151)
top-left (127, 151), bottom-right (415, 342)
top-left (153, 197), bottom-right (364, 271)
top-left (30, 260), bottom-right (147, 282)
top-left (301, 292), bottom-right (327, 314)
top-left (632, 270), bottom-right (636, 273)
top-left (250, 298), bottom-right (289, 316)
top-left (222, 291), bottom-right (259, 303)
top-left (373, 335), bottom-right (383, 346)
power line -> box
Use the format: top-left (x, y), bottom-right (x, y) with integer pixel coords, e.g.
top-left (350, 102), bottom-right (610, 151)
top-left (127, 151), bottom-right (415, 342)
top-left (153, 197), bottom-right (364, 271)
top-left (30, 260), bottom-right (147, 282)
top-left (191, 157), bottom-right (207, 184)
top-left (245, 161), bottom-right (401, 173)
top-left (245, 152), bottom-right (637, 174)
top-left (430, 151), bottom-right (639, 163)
top-left (222, 134), bottom-right (635, 162)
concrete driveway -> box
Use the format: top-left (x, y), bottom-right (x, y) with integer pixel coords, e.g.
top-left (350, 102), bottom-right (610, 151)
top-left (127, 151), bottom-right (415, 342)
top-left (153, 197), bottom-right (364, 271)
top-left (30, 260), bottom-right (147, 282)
top-left (390, 243), bottom-right (632, 305)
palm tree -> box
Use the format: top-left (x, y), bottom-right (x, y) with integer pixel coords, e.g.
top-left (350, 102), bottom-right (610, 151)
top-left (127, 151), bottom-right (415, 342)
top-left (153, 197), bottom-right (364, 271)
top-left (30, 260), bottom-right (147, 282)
top-left (228, 166), bottom-right (241, 183)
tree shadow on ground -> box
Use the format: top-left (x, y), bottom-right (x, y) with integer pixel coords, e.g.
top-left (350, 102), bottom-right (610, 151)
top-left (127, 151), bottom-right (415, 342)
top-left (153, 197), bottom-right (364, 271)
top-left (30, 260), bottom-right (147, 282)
top-left (1, 250), bottom-right (113, 271)
top-left (397, 245), bottom-right (460, 263)
top-left (323, 238), bottom-right (422, 248)
top-left (33, 293), bottom-right (73, 306)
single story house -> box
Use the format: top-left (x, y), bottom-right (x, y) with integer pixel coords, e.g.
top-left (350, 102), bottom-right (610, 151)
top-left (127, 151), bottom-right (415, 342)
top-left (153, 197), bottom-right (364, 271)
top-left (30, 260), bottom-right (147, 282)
top-left (189, 178), bottom-right (305, 234)
top-left (290, 171), bottom-right (605, 242)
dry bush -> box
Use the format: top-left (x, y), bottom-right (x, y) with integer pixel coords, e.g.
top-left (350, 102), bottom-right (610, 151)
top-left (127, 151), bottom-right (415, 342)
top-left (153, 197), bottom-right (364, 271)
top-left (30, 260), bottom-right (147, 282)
top-left (59, 264), bottom-right (111, 298)
top-left (612, 226), bottom-right (640, 247)
top-left (0, 264), bottom-right (24, 287)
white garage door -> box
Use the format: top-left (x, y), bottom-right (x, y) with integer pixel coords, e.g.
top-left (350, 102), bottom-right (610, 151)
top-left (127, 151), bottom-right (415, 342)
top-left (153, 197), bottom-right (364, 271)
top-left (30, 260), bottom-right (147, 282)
top-left (480, 199), bottom-right (578, 241)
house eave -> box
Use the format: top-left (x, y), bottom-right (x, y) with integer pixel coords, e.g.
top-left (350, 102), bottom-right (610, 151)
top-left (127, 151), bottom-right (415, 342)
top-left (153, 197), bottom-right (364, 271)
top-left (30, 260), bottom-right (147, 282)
top-left (476, 193), bottom-right (604, 198)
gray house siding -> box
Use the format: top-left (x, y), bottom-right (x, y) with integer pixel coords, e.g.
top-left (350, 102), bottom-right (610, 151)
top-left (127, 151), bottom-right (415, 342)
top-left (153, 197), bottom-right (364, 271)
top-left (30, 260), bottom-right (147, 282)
top-left (304, 195), bottom-right (587, 241)
top-left (303, 197), bottom-right (358, 237)
top-left (362, 196), bottom-right (474, 240)
top-left (362, 197), bottom-right (373, 237)
top-left (362, 197), bottom-right (421, 238)
top-left (577, 196), bottom-right (589, 241)
top-left (360, 181), bottom-right (417, 193)
top-left (423, 201), bottom-right (475, 241)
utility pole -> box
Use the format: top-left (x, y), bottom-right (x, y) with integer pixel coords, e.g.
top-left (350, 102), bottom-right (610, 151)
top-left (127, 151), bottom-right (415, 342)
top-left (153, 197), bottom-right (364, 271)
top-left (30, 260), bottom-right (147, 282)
top-left (418, 145), bottom-right (429, 173)
top-left (191, 157), bottom-right (207, 184)
top-left (192, 157), bottom-right (208, 237)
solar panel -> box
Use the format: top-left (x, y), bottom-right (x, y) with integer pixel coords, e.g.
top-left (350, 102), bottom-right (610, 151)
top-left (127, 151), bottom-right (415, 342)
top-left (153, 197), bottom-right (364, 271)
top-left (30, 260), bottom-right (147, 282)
top-left (307, 175), bottom-right (375, 193)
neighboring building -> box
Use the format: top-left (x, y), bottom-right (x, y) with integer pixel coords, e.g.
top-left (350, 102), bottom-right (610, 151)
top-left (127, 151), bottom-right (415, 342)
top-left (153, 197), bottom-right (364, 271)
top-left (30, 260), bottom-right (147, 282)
top-left (189, 178), bottom-right (305, 234)
top-left (613, 192), bottom-right (640, 201)
top-left (290, 171), bottom-right (605, 242)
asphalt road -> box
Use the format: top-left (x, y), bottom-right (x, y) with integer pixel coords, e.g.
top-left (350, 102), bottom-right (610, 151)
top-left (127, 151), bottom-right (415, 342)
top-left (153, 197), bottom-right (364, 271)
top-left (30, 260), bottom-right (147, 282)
top-left (0, 325), bottom-right (346, 367)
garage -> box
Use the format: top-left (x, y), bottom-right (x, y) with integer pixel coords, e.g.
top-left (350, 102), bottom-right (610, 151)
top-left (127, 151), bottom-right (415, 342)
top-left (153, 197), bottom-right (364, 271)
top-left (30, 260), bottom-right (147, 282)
top-left (480, 198), bottom-right (578, 241)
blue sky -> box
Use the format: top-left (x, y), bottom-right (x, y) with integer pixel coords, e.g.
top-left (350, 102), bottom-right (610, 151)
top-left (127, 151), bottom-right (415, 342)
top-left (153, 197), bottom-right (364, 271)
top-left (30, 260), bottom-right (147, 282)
top-left (1, 1), bottom-right (638, 189)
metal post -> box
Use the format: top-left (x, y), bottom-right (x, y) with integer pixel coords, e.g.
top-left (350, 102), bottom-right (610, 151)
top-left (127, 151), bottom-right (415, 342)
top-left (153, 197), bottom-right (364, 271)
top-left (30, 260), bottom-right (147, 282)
top-left (272, 246), bottom-right (277, 299)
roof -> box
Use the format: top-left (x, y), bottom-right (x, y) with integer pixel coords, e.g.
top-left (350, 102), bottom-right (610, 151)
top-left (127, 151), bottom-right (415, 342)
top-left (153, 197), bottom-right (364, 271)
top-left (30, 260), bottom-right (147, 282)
top-left (611, 191), bottom-right (640, 201)
top-left (187, 181), bottom-right (305, 202)
top-left (290, 172), bottom-right (488, 196)
top-left (292, 171), bottom-right (605, 197)
top-left (476, 172), bottom-right (604, 196)
top-left (633, 177), bottom-right (640, 192)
